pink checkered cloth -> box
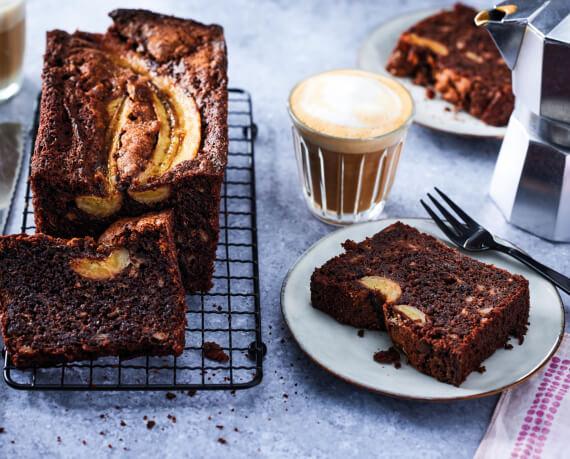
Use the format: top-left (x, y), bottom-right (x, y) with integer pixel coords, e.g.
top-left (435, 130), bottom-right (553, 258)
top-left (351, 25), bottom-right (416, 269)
top-left (474, 333), bottom-right (570, 459)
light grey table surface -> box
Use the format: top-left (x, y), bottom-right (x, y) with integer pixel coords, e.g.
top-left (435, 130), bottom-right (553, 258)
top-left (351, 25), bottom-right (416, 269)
top-left (0, 0), bottom-right (569, 457)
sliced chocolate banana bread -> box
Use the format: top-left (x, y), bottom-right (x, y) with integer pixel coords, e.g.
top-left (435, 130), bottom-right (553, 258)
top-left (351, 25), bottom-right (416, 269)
top-left (0, 211), bottom-right (186, 368)
top-left (386, 3), bottom-right (513, 126)
top-left (310, 221), bottom-right (529, 386)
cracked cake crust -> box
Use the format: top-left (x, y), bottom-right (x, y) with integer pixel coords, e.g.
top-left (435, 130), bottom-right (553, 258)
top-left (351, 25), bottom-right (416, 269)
top-left (30, 9), bottom-right (228, 293)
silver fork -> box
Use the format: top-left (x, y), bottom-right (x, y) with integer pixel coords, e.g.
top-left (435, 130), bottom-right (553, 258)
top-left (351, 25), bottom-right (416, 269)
top-left (421, 187), bottom-right (570, 295)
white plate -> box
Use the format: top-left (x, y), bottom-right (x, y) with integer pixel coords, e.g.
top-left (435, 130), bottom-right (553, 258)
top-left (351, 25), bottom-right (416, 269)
top-left (281, 218), bottom-right (564, 400)
top-left (358, 8), bottom-right (507, 139)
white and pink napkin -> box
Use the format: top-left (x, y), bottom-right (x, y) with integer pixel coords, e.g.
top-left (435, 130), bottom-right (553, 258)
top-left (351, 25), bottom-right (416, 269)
top-left (475, 333), bottom-right (570, 459)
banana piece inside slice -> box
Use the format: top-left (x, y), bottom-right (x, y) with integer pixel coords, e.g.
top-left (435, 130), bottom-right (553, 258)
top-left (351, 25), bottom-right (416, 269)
top-left (70, 248), bottom-right (132, 280)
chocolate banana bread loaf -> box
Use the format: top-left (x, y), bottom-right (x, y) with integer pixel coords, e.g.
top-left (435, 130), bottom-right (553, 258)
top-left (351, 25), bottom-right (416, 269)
top-left (311, 222), bottom-right (529, 386)
top-left (31, 9), bottom-right (228, 293)
top-left (386, 3), bottom-right (513, 126)
top-left (0, 211), bottom-right (186, 368)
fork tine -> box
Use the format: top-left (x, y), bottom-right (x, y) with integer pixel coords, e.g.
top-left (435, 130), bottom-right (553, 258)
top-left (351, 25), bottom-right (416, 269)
top-left (427, 193), bottom-right (467, 235)
top-left (420, 199), bottom-right (460, 242)
top-left (434, 187), bottom-right (479, 227)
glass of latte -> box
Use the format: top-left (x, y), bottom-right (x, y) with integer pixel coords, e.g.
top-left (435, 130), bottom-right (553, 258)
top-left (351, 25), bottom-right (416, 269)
top-left (0, 0), bottom-right (25, 103)
top-left (288, 69), bottom-right (414, 225)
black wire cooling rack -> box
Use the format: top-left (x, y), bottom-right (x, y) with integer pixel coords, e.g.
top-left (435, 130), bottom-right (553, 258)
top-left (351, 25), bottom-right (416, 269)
top-left (2, 88), bottom-right (265, 391)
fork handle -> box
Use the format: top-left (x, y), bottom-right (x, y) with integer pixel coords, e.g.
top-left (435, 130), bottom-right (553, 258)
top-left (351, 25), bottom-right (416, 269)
top-left (494, 243), bottom-right (570, 295)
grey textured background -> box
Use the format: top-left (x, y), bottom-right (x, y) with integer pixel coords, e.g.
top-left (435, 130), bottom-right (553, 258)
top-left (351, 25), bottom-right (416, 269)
top-left (0, 0), bottom-right (568, 457)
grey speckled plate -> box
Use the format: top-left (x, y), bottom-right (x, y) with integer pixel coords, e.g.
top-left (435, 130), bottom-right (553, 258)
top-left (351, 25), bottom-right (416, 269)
top-left (358, 8), bottom-right (507, 139)
top-left (281, 218), bottom-right (564, 401)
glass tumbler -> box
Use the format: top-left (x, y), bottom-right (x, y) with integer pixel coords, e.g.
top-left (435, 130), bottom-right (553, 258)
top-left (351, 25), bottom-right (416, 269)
top-left (0, 0), bottom-right (25, 103)
top-left (288, 94), bottom-right (413, 226)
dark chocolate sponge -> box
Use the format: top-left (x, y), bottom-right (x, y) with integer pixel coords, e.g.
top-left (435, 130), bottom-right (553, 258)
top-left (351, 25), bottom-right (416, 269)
top-left (311, 221), bottom-right (529, 386)
top-left (0, 211), bottom-right (186, 368)
top-left (386, 3), bottom-right (513, 126)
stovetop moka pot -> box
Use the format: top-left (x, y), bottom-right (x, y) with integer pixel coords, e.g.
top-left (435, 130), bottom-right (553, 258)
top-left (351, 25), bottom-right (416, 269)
top-left (476, 0), bottom-right (570, 241)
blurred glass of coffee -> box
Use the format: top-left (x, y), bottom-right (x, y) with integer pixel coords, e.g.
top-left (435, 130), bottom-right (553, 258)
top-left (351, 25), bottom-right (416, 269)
top-left (0, 0), bottom-right (25, 103)
top-left (288, 69), bottom-right (414, 225)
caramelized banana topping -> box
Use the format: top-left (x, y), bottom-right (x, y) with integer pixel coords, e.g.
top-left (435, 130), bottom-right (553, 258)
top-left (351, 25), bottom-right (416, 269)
top-left (74, 52), bottom-right (201, 216)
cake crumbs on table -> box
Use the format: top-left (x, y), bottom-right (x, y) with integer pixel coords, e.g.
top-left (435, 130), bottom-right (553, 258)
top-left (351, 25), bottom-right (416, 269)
top-left (357, 330), bottom-right (365, 338)
top-left (203, 342), bottom-right (229, 363)
top-left (146, 421), bottom-right (156, 430)
top-left (216, 425), bottom-right (224, 430)
top-left (187, 389), bottom-right (197, 396)
top-left (166, 392), bottom-right (176, 400)
top-left (218, 438), bottom-right (227, 444)
top-left (120, 420), bottom-right (126, 426)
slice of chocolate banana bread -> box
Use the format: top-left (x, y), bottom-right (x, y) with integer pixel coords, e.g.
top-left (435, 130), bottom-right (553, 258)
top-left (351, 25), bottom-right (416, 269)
top-left (310, 221), bottom-right (529, 386)
top-left (31, 9), bottom-right (228, 293)
top-left (0, 211), bottom-right (186, 368)
top-left (386, 3), bottom-right (513, 126)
